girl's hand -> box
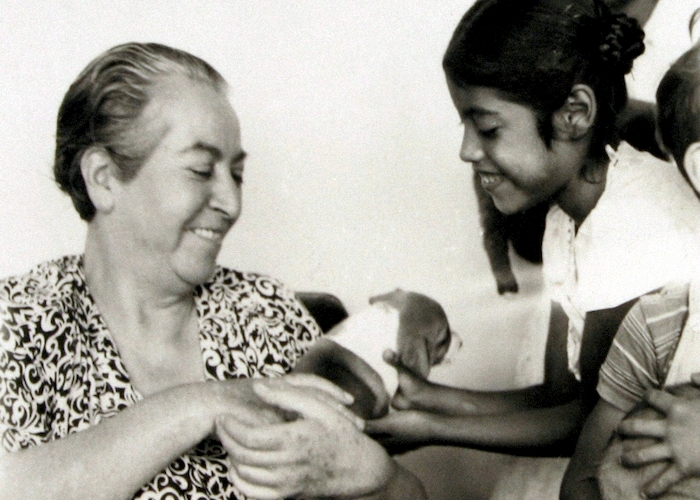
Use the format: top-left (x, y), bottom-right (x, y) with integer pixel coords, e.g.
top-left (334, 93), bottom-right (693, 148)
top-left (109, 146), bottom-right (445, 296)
top-left (364, 409), bottom-right (434, 456)
top-left (382, 349), bottom-right (433, 411)
top-left (618, 388), bottom-right (700, 498)
top-left (216, 380), bottom-right (394, 499)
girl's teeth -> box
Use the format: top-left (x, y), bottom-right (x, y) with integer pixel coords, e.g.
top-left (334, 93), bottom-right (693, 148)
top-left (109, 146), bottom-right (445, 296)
top-left (480, 173), bottom-right (502, 185)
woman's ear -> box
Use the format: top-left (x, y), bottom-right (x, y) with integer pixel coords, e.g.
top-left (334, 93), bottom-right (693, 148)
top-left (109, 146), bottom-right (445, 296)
top-left (80, 146), bottom-right (117, 214)
top-left (683, 142), bottom-right (700, 195)
top-left (552, 84), bottom-right (597, 141)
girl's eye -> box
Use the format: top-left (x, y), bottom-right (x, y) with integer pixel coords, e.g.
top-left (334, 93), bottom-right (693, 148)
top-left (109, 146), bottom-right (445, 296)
top-left (232, 172), bottom-right (244, 185)
top-left (478, 127), bottom-right (499, 139)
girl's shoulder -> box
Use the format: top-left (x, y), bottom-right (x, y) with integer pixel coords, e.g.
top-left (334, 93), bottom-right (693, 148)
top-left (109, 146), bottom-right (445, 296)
top-left (604, 142), bottom-right (700, 228)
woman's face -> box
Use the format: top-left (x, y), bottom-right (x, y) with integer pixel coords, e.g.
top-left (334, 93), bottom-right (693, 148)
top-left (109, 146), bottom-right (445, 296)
top-left (447, 80), bottom-right (577, 214)
top-left (111, 75), bottom-right (244, 288)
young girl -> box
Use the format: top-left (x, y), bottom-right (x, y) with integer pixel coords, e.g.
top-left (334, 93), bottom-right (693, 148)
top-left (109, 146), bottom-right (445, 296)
top-left (366, 0), bottom-right (700, 494)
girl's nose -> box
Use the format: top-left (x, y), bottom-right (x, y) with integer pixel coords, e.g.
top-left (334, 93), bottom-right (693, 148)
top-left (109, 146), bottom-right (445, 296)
top-left (459, 126), bottom-right (485, 163)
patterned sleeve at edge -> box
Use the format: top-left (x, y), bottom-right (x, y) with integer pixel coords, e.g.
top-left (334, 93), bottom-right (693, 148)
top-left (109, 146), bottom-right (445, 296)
top-left (0, 300), bottom-right (49, 452)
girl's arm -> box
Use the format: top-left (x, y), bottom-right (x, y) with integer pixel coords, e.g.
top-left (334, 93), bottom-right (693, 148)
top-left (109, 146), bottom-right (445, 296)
top-left (366, 397), bottom-right (587, 457)
top-left (367, 301), bottom-right (636, 456)
top-left (0, 375), bottom-right (356, 500)
top-left (560, 399), bottom-right (627, 500)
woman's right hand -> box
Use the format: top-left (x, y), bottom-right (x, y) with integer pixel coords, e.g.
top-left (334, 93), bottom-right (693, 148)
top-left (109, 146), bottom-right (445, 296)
top-left (212, 373), bottom-right (361, 429)
top-left (215, 378), bottom-right (394, 499)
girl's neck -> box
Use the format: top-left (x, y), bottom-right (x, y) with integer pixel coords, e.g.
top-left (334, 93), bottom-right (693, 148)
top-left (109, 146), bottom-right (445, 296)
top-left (555, 156), bottom-right (609, 227)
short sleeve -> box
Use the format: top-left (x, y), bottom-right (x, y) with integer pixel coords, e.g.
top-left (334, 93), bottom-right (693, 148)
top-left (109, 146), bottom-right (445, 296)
top-left (597, 286), bottom-right (687, 412)
top-left (0, 301), bottom-right (50, 451)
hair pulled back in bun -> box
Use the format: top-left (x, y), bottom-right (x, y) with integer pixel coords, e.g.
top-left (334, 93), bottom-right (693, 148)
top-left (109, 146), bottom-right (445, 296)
top-left (443, 0), bottom-right (645, 162)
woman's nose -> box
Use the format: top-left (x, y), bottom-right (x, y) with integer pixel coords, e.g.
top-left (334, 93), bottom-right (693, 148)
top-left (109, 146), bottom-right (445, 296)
top-left (459, 126), bottom-right (485, 164)
top-left (210, 170), bottom-right (241, 220)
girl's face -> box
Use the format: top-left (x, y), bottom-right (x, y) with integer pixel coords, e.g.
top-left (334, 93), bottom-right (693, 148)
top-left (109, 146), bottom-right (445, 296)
top-left (448, 80), bottom-right (578, 214)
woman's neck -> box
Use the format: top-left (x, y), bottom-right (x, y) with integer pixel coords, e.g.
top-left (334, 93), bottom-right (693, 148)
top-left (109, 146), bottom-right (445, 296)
top-left (83, 224), bottom-right (205, 396)
top-left (83, 224), bottom-right (196, 343)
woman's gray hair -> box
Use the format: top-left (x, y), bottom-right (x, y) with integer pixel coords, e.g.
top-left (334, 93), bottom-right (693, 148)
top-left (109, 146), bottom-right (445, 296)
top-left (54, 42), bottom-right (227, 221)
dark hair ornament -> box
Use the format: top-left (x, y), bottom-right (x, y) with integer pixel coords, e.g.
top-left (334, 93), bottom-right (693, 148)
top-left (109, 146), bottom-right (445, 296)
top-left (598, 13), bottom-right (645, 75)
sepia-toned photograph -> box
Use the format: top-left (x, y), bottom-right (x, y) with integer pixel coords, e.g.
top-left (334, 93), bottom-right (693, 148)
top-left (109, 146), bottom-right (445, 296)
top-left (1, 1), bottom-right (700, 498)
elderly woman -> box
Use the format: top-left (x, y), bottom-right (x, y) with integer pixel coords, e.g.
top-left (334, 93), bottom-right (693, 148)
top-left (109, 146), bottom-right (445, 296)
top-left (0, 43), bottom-right (424, 500)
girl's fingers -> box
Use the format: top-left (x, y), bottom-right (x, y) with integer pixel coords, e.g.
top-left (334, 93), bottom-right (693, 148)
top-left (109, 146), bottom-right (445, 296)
top-left (617, 417), bottom-right (666, 438)
top-left (644, 464), bottom-right (685, 499)
top-left (621, 442), bottom-right (672, 467)
top-left (254, 382), bottom-right (364, 430)
top-left (382, 349), bottom-right (401, 368)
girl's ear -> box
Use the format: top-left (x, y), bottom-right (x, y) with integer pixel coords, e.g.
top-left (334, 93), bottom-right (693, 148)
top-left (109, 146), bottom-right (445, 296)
top-left (683, 142), bottom-right (700, 194)
top-left (80, 146), bottom-right (118, 214)
top-left (552, 84), bottom-right (597, 141)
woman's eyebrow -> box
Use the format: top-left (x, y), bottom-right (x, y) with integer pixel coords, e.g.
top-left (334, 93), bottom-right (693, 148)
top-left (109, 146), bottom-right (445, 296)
top-left (184, 141), bottom-right (222, 160)
top-left (183, 142), bottom-right (247, 164)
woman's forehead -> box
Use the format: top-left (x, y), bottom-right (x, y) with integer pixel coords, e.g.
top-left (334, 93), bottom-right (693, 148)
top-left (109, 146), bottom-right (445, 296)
top-left (133, 75), bottom-right (239, 151)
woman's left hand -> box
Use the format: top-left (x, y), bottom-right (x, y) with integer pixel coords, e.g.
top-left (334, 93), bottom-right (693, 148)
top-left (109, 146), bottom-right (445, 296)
top-left (216, 378), bottom-right (396, 499)
top-left (618, 387), bottom-right (700, 498)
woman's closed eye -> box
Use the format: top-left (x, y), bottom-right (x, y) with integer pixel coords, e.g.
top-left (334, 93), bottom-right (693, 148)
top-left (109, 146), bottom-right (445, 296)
top-left (189, 164), bottom-right (214, 179)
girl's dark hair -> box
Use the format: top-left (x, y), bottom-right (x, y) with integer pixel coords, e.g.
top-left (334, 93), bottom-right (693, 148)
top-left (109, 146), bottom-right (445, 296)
top-left (443, 0), bottom-right (644, 163)
top-left (656, 43), bottom-right (700, 178)
top-left (55, 42), bottom-right (226, 221)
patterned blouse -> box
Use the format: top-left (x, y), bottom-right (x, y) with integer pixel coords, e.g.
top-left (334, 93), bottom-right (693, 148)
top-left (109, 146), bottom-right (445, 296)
top-left (0, 255), bottom-right (322, 499)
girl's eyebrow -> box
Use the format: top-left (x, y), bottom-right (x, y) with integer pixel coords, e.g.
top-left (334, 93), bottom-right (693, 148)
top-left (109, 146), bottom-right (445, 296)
top-left (465, 107), bottom-right (498, 119)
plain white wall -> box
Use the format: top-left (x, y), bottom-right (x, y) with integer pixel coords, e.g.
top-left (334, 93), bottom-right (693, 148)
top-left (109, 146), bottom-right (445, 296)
top-left (1, 1), bottom-right (697, 498)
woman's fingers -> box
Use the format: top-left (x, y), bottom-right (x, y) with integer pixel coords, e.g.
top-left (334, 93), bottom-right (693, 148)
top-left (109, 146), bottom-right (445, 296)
top-left (644, 463), bottom-right (685, 499)
top-left (254, 381), bottom-right (364, 430)
top-left (281, 373), bottom-right (354, 405)
top-left (617, 416), bottom-right (666, 438)
top-left (216, 415), bottom-right (284, 450)
top-left (228, 463), bottom-right (291, 500)
top-left (621, 442), bottom-right (673, 467)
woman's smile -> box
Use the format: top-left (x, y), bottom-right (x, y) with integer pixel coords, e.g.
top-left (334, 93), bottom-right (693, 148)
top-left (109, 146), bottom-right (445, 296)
top-left (190, 226), bottom-right (228, 244)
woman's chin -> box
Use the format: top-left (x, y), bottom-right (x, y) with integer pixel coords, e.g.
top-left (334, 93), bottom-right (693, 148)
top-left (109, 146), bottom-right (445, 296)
top-left (174, 261), bottom-right (218, 289)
